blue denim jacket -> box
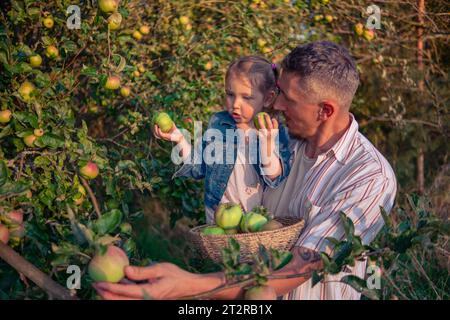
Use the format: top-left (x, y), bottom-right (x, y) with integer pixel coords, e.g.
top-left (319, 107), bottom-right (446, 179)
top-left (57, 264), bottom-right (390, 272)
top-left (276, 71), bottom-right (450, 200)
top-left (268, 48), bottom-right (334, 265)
top-left (173, 111), bottom-right (292, 213)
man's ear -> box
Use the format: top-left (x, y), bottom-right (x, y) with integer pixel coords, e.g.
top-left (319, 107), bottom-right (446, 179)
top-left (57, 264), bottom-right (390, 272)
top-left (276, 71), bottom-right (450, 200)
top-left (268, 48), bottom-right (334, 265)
top-left (318, 100), bottom-right (335, 120)
top-left (263, 90), bottom-right (277, 108)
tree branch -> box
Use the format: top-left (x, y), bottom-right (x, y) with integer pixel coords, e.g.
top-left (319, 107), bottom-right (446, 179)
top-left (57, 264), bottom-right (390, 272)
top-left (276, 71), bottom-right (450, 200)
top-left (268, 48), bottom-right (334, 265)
top-left (0, 242), bottom-right (78, 300)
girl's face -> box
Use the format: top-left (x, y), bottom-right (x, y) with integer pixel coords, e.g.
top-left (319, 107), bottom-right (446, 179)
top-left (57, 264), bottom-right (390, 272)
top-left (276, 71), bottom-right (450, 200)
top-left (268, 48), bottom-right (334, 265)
top-left (225, 73), bottom-right (274, 127)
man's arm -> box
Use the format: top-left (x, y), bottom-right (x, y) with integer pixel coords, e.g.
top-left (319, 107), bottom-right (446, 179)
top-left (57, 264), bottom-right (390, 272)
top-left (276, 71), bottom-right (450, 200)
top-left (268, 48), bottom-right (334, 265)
top-left (209, 246), bottom-right (322, 299)
top-left (93, 246), bottom-right (322, 300)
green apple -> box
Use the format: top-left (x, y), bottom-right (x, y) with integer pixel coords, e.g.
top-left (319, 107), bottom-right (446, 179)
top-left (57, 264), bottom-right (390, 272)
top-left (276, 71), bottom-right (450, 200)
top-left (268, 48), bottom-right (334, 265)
top-left (3, 210), bottom-right (23, 226)
top-left (73, 185), bottom-right (86, 205)
top-left (23, 134), bottom-right (37, 147)
top-left (0, 109), bottom-right (12, 123)
top-left (354, 23), bottom-right (364, 36)
top-left (0, 224), bottom-right (9, 244)
top-left (224, 228), bottom-right (238, 235)
top-left (29, 54), bottom-right (42, 67)
top-left (43, 17), bottom-right (54, 29)
top-left (201, 226), bottom-right (226, 235)
top-left (153, 112), bottom-right (174, 133)
top-left (120, 86), bottom-right (131, 97)
top-left (119, 222), bottom-right (132, 235)
top-left (253, 112), bottom-right (270, 129)
top-left (139, 25), bottom-right (150, 35)
top-left (80, 161), bottom-right (99, 179)
top-left (99, 0), bottom-right (119, 13)
top-left (88, 245), bottom-right (130, 283)
top-left (104, 75), bottom-right (121, 90)
top-left (215, 203), bottom-right (243, 230)
top-left (363, 29), bottom-right (375, 41)
top-left (179, 16), bottom-right (189, 25)
top-left (132, 30), bottom-right (143, 41)
top-left (240, 212), bottom-right (268, 233)
top-left (45, 45), bottom-right (59, 59)
top-left (244, 285), bottom-right (277, 300)
top-left (18, 81), bottom-right (35, 102)
top-left (260, 219), bottom-right (283, 231)
top-left (107, 12), bottom-right (122, 30)
top-left (33, 128), bottom-right (44, 137)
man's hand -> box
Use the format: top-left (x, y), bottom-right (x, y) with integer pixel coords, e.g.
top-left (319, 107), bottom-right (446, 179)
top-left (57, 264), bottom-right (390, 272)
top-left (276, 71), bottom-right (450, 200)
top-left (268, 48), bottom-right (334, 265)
top-left (92, 247), bottom-right (322, 300)
top-left (93, 262), bottom-right (223, 300)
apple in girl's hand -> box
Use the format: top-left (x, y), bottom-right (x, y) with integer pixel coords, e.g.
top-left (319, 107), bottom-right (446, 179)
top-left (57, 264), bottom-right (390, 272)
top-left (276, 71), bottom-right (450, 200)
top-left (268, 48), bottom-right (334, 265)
top-left (215, 203), bottom-right (243, 230)
top-left (253, 112), bottom-right (270, 129)
top-left (0, 224), bottom-right (9, 244)
top-left (88, 245), bottom-right (130, 283)
top-left (153, 112), bottom-right (174, 133)
top-left (201, 226), bottom-right (226, 235)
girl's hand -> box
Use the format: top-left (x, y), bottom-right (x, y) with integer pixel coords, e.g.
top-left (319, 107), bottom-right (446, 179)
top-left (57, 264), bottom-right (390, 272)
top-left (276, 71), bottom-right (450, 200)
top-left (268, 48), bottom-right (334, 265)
top-left (153, 124), bottom-right (183, 143)
top-left (256, 113), bottom-right (279, 158)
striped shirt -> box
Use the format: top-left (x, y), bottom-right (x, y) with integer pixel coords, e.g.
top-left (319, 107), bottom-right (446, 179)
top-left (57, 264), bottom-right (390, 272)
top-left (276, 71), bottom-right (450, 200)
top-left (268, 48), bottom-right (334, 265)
top-left (262, 114), bottom-right (397, 300)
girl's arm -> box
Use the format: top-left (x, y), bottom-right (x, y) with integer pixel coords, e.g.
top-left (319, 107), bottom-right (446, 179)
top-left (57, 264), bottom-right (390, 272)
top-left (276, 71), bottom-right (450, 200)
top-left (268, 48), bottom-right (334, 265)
top-left (256, 114), bottom-right (283, 180)
top-left (153, 124), bottom-right (192, 161)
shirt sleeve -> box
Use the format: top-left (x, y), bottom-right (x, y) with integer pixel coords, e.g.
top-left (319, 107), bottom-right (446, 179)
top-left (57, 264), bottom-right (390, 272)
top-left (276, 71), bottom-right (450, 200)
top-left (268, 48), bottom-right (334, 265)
top-left (295, 173), bottom-right (397, 255)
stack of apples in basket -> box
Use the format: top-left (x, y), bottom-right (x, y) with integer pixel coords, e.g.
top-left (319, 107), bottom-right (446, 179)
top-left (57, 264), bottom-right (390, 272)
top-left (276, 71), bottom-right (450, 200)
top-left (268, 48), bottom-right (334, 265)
top-left (202, 203), bottom-right (284, 235)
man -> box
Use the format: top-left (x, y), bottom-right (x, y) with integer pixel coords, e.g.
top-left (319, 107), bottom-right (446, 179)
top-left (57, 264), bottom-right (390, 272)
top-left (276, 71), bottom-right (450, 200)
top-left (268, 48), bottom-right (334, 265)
top-left (93, 41), bottom-right (397, 300)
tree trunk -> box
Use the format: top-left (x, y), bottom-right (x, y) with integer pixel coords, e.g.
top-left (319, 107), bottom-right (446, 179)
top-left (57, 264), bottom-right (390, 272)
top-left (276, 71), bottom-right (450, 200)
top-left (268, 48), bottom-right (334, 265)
top-left (416, 0), bottom-right (425, 194)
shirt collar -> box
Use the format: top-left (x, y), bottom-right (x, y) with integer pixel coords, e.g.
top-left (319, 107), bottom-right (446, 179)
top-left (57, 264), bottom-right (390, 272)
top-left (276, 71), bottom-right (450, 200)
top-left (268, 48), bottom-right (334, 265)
top-left (328, 113), bottom-right (359, 165)
top-left (218, 111), bottom-right (237, 127)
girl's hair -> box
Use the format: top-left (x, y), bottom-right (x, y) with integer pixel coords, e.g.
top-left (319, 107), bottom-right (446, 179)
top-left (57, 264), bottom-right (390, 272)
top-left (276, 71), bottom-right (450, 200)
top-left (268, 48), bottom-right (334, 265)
top-left (225, 55), bottom-right (279, 93)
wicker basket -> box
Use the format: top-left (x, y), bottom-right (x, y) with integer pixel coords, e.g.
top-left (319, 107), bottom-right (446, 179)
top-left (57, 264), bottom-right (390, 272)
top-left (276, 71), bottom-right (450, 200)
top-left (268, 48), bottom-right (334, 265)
top-left (189, 217), bottom-right (305, 264)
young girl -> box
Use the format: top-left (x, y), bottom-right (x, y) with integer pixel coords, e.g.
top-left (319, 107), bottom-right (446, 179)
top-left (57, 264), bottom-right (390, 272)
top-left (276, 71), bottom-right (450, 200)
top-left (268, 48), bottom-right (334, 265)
top-left (154, 56), bottom-right (291, 223)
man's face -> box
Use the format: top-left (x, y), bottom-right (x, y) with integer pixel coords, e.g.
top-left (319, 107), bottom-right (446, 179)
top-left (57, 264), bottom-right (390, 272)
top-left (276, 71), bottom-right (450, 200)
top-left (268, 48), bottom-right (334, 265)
top-left (273, 71), bottom-right (321, 139)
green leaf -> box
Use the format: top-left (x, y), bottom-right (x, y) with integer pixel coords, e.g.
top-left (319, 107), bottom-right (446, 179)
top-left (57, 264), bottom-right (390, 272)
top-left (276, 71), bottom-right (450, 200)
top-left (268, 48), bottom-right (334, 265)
top-left (0, 181), bottom-right (30, 196)
top-left (380, 206), bottom-right (393, 230)
top-left (332, 241), bottom-right (353, 266)
top-left (80, 65), bottom-right (98, 77)
top-left (271, 250), bottom-right (293, 270)
top-left (340, 211), bottom-right (355, 240)
top-left (311, 271), bottom-right (324, 287)
top-left (114, 54), bottom-right (126, 73)
top-left (0, 160), bottom-right (8, 186)
top-left (94, 209), bottom-right (123, 235)
top-left (340, 275), bottom-right (380, 300)
top-left (37, 133), bottom-right (65, 149)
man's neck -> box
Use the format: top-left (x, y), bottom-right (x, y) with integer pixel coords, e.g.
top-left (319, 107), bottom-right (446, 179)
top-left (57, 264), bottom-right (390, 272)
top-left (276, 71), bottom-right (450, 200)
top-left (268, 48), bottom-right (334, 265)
top-left (304, 114), bottom-right (351, 159)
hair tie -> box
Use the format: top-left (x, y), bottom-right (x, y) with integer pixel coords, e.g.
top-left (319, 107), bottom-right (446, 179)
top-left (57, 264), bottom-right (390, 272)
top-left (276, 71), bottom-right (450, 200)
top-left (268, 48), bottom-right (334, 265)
top-left (271, 63), bottom-right (277, 70)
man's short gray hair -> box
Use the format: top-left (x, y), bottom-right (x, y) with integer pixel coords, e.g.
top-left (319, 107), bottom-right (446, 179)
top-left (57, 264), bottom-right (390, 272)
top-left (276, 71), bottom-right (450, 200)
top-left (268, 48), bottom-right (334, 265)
top-left (281, 41), bottom-right (360, 110)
